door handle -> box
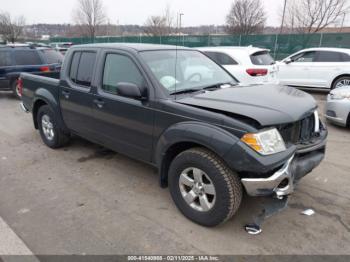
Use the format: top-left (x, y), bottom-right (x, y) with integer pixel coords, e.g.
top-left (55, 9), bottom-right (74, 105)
top-left (62, 90), bottom-right (70, 99)
top-left (93, 99), bottom-right (105, 109)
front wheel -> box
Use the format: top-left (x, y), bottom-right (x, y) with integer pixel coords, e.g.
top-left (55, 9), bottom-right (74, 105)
top-left (168, 148), bottom-right (242, 227)
top-left (332, 77), bottom-right (350, 90)
top-left (37, 105), bottom-right (70, 149)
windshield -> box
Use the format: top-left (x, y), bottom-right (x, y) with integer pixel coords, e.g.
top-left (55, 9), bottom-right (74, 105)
top-left (140, 50), bottom-right (237, 94)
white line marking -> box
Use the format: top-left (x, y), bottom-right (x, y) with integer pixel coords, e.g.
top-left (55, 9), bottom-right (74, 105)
top-left (0, 216), bottom-right (39, 261)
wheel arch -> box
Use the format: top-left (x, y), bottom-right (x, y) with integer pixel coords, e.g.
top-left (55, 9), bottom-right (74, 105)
top-left (155, 122), bottom-right (240, 187)
top-left (32, 99), bottom-right (48, 129)
top-left (31, 89), bottom-right (67, 132)
top-left (331, 74), bottom-right (350, 89)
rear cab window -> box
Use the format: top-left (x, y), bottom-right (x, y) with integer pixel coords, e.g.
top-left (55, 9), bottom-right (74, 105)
top-left (13, 50), bottom-right (42, 65)
top-left (69, 51), bottom-right (97, 88)
top-left (250, 51), bottom-right (275, 65)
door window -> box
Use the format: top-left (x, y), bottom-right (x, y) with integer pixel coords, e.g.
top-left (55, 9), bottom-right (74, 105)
top-left (13, 50), bottom-right (42, 65)
top-left (204, 52), bottom-right (238, 65)
top-left (341, 53), bottom-right (350, 62)
top-left (0, 51), bottom-right (13, 66)
top-left (74, 52), bottom-right (96, 87)
top-left (291, 51), bottom-right (316, 62)
top-left (69, 52), bottom-right (81, 83)
top-left (102, 53), bottom-right (144, 95)
top-left (315, 51), bottom-right (343, 62)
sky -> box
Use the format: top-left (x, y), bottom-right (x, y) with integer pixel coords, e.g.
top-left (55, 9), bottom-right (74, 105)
top-left (0, 0), bottom-right (283, 26)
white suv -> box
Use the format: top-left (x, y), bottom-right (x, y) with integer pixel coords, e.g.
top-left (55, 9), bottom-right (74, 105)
top-left (278, 48), bottom-right (350, 90)
top-left (197, 46), bottom-right (279, 86)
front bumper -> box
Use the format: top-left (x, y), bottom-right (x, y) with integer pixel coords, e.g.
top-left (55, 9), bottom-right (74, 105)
top-left (325, 95), bottom-right (350, 127)
top-left (241, 142), bottom-right (325, 197)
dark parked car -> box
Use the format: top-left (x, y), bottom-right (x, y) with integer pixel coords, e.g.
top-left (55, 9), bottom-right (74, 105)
top-left (19, 44), bottom-right (327, 227)
top-left (0, 46), bottom-right (63, 98)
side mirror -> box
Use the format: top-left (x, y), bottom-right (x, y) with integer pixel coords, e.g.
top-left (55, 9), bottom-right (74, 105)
top-left (116, 82), bottom-right (146, 100)
top-left (284, 58), bottom-right (293, 64)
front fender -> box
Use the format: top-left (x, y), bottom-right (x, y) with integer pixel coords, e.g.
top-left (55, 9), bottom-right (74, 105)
top-left (155, 122), bottom-right (240, 167)
top-left (155, 122), bottom-right (241, 188)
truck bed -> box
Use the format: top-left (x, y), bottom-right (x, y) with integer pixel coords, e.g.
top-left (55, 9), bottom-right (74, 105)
top-left (20, 71), bottom-right (61, 112)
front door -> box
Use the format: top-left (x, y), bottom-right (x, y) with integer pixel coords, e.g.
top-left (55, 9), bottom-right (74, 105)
top-left (279, 51), bottom-right (316, 87)
top-left (91, 51), bottom-right (155, 162)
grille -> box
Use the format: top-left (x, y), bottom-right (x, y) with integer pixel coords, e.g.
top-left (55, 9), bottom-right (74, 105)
top-left (278, 112), bottom-right (319, 146)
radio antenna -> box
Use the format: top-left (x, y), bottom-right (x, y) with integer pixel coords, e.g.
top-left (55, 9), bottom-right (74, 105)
top-left (174, 13), bottom-right (179, 100)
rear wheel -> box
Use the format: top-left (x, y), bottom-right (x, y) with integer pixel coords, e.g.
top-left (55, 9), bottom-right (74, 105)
top-left (37, 105), bottom-right (70, 148)
top-left (332, 76), bottom-right (350, 90)
top-left (168, 148), bottom-right (242, 227)
top-left (11, 79), bottom-right (21, 99)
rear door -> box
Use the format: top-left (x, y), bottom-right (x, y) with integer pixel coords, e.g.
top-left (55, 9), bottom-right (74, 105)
top-left (309, 51), bottom-right (345, 88)
top-left (91, 51), bottom-right (154, 162)
top-left (59, 50), bottom-right (97, 138)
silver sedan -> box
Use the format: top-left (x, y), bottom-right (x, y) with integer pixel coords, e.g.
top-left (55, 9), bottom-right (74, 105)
top-left (325, 87), bottom-right (350, 127)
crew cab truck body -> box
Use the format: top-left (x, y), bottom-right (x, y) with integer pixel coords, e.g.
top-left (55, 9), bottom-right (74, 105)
top-left (20, 44), bottom-right (327, 227)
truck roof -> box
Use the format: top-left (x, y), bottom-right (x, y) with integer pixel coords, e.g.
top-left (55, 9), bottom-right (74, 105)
top-left (71, 43), bottom-right (191, 52)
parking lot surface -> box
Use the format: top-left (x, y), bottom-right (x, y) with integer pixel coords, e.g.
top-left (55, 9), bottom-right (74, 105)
top-left (0, 91), bottom-right (349, 255)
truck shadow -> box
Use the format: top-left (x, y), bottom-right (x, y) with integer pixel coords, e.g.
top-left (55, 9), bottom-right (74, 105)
top-left (0, 91), bottom-right (16, 100)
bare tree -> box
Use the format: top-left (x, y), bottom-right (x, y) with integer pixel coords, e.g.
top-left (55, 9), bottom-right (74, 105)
top-left (144, 5), bottom-right (174, 36)
top-left (0, 11), bottom-right (25, 43)
top-left (226, 0), bottom-right (266, 35)
top-left (283, 0), bottom-right (349, 33)
top-left (73, 0), bottom-right (107, 40)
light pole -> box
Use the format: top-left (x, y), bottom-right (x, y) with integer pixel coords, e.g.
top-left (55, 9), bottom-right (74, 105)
top-left (179, 13), bottom-right (184, 33)
top-left (280, 0), bottom-right (288, 34)
top-left (179, 13), bottom-right (184, 46)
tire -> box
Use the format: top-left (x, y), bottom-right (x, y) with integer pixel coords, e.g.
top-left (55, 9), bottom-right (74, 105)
top-left (332, 76), bottom-right (350, 90)
top-left (37, 105), bottom-right (70, 149)
top-left (11, 79), bottom-right (21, 99)
top-left (168, 147), bottom-right (242, 227)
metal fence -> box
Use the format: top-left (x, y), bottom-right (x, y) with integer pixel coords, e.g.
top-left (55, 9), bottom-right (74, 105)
top-left (51, 32), bottom-right (350, 60)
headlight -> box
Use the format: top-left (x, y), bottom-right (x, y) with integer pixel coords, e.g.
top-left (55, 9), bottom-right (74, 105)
top-left (241, 128), bottom-right (286, 155)
top-left (330, 91), bottom-right (350, 100)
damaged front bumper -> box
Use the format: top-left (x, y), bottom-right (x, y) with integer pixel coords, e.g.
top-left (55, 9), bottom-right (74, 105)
top-left (241, 143), bottom-right (326, 197)
top-left (242, 156), bottom-right (295, 198)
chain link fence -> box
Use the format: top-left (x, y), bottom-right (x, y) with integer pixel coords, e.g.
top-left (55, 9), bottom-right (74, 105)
top-left (51, 32), bottom-right (350, 60)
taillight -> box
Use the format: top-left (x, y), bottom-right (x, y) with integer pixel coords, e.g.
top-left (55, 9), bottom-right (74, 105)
top-left (246, 68), bottom-right (268, 77)
top-left (17, 78), bottom-right (23, 97)
top-left (40, 66), bottom-right (50, 72)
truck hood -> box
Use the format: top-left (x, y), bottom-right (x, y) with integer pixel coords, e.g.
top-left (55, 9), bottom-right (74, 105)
top-left (177, 85), bottom-right (317, 126)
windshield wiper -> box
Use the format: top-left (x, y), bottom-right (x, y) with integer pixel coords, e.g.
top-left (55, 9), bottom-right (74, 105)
top-left (202, 82), bottom-right (235, 90)
top-left (170, 88), bottom-right (202, 95)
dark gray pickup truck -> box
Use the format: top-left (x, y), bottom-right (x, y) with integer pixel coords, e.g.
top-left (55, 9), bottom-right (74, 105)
top-left (20, 43), bottom-right (327, 228)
